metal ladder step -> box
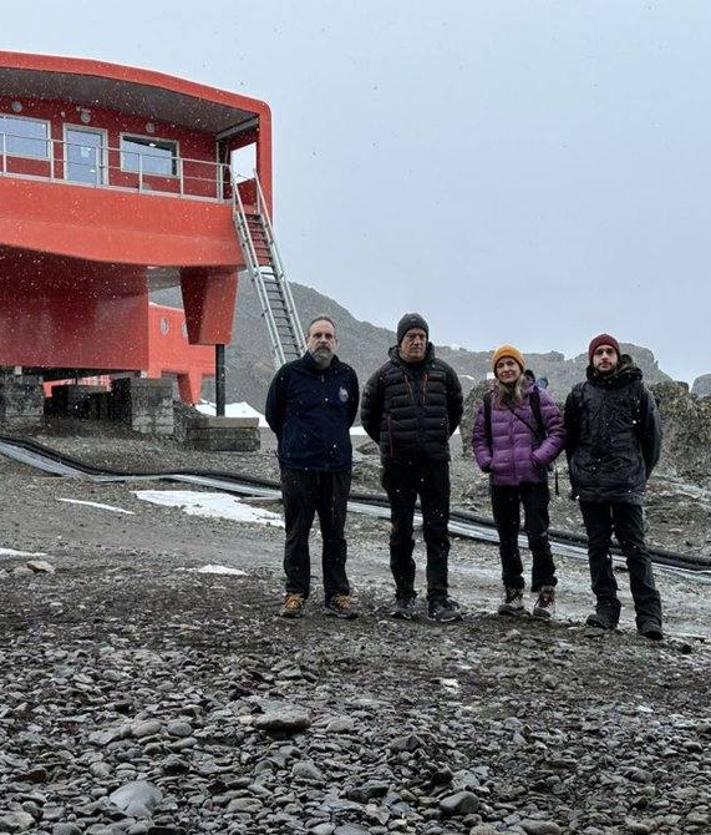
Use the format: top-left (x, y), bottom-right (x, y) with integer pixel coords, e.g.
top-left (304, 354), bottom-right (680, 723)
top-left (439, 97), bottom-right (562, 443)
top-left (231, 166), bottom-right (306, 369)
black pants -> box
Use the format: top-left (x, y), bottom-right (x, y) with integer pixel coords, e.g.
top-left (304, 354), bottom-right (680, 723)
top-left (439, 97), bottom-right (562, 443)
top-left (490, 482), bottom-right (557, 592)
top-left (580, 500), bottom-right (662, 627)
top-left (281, 468), bottom-right (351, 601)
top-left (382, 459), bottom-right (450, 602)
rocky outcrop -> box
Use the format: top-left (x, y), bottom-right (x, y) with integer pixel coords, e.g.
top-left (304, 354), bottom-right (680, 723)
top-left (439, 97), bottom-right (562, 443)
top-left (651, 382), bottom-right (711, 485)
top-left (692, 374), bottom-right (711, 399)
top-left (459, 379), bottom-right (490, 457)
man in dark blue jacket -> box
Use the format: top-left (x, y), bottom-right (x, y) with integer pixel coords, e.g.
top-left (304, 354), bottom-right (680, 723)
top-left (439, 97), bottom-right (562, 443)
top-left (266, 316), bottom-right (359, 619)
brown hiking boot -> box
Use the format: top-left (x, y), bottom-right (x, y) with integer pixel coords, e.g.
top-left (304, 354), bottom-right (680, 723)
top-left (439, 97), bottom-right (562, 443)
top-left (280, 593), bottom-right (306, 619)
top-left (532, 585), bottom-right (556, 620)
top-left (324, 594), bottom-right (358, 620)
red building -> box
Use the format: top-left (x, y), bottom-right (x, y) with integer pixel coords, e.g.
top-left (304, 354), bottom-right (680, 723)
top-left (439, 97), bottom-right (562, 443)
top-left (0, 51), bottom-right (273, 402)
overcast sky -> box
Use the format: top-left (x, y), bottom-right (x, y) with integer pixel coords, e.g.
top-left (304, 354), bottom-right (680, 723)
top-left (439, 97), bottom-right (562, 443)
top-left (5, 1), bottom-right (710, 382)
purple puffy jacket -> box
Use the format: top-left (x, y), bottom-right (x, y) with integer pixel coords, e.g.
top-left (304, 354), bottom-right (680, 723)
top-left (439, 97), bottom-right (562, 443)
top-left (472, 384), bottom-right (566, 486)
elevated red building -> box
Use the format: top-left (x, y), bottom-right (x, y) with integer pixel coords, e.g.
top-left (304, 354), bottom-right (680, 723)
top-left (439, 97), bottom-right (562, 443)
top-left (0, 51), bottom-right (273, 403)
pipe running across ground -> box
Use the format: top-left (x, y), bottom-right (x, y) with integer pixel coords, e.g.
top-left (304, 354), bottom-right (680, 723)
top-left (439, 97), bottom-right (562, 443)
top-left (0, 433), bottom-right (709, 584)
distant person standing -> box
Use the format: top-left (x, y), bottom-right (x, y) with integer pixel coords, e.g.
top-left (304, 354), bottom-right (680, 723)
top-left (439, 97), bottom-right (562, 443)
top-left (265, 316), bottom-right (359, 619)
top-left (472, 345), bottom-right (565, 618)
top-left (564, 334), bottom-right (663, 639)
top-left (361, 313), bottom-right (463, 622)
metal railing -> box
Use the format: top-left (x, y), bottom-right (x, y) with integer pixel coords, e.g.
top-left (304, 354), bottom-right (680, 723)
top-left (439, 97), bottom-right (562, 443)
top-left (0, 132), bottom-right (238, 202)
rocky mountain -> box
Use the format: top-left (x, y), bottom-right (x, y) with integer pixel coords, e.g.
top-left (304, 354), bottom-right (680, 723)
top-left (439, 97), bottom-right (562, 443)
top-left (154, 280), bottom-right (674, 409)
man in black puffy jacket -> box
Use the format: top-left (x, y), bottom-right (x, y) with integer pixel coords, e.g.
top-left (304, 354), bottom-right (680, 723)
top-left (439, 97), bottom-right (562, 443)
top-left (564, 333), bottom-right (663, 639)
top-left (266, 316), bottom-right (359, 620)
top-left (361, 313), bottom-right (463, 622)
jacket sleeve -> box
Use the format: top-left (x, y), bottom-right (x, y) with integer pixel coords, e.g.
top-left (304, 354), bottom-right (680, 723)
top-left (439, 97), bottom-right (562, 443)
top-left (531, 390), bottom-right (566, 467)
top-left (347, 368), bottom-right (360, 428)
top-left (563, 389), bottom-right (580, 464)
top-left (360, 369), bottom-right (383, 442)
top-left (446, 367), bottom-right (464, 434)
top-left (265, 366), bottom-right (288, 437)
top-left (472, 404), bottom-right (492, 472)
top-left (639, 386), bottom-right (662, 478)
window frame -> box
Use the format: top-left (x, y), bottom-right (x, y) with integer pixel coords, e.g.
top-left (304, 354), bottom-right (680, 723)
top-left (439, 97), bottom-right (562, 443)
top-left (119, 132), bottom-right (180, 179)
top-left (0, 113), bottom-right (52, 161)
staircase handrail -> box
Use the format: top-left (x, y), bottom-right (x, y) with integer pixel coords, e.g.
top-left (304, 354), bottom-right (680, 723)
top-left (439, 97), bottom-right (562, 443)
top-left (253, 171), bottom-right (306, 355)
top-left (231, 169), bottom-right (285, 367)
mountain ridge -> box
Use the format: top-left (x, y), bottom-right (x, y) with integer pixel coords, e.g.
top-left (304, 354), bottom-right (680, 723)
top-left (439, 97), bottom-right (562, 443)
top-left (154, 281), bottom-right (680, 408)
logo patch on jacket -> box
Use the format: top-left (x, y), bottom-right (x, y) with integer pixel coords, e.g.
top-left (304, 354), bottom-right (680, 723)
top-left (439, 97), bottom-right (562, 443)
top-left (338, 387), bottom-right (349, 403)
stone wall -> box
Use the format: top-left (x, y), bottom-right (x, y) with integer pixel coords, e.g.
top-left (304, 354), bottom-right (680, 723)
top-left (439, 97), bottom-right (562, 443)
top-left (0, 374), bottom-right (45, 430)
top-left (173, 402), bottom-right (260, 451)
top-left (110, 378), bottom-right (174, 436)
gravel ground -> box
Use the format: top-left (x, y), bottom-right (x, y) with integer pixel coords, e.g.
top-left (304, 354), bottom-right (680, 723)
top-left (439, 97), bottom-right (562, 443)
top-left (0, 424), bottom-right (710, 834)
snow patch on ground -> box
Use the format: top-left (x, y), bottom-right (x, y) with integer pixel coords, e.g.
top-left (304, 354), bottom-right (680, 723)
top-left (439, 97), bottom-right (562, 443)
top-left (133, 490), bottom-right (284, 527)
top-left (179, 564), bottom-right (249, 576)
top-left (57, 498), bottom-right (135, 515)
top-left (0, 547), bottom-right (48, 558)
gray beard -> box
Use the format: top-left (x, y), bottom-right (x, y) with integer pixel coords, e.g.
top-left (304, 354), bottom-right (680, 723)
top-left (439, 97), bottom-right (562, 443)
top-left (310, 349), bottom-right (333, 369)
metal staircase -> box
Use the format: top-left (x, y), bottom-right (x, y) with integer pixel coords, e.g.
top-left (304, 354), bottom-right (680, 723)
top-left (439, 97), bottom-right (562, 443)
top-left (231, 167), bottom-right (306, 369)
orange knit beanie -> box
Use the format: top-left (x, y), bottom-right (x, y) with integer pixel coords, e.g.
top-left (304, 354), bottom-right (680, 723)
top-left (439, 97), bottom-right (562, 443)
top-left (491, 345), bottom-right (526, 375)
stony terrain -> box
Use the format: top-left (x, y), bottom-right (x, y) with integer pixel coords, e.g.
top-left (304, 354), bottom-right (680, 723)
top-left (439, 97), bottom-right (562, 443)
top-left (0, 426), bottom-right (710, 835)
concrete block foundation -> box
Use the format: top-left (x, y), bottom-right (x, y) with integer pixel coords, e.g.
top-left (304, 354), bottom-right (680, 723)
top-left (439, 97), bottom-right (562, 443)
top-left (0, 373), bottom-right (45, 430)
top-left (111, 377), bottom-right (174, 436)
top-left (180, 412), bottom-right (261, 451)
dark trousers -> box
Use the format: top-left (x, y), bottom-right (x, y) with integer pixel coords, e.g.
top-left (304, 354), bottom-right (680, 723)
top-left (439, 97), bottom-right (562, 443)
top-left (281, 468), bottom-right (351, 601)
top-left (490, 482), bottom-right (557, 592)
top-left (382, 459), bottom-right (450, 602)
top-left (580, 500), bottom-right (662, 627)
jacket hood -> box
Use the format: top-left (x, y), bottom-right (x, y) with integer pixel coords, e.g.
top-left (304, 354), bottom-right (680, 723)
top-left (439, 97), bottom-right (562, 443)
top-left (586, 353), bottom-right (642, 388)
top-left (388, 342), bottom-right (435, 366)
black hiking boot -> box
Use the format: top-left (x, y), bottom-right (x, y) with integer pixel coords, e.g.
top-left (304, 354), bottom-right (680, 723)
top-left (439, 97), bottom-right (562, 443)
top-left (428, 597), bottom-right (463, 623)
top-left (638, 620), bottom-right (663, 641)
top-left (584, 607), bottom-right (619, 636)
top-left (498, 586), bottom-right (525, 616)
top-left (391, 596), bottom-right (417, 620)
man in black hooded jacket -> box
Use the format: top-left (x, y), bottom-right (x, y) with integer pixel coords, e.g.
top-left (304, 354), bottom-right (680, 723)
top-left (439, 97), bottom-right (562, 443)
top-left (361, 313), bottom-right (463, 622)
top-left (564, 333), bottom-right (663, 639)
top-left (266, 316), bottom-right (359, 620)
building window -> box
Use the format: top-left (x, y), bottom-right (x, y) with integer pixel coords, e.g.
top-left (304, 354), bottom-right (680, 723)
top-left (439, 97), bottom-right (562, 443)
top-left (0, 114), bottom-right (50, 159)
top-left (121, 135), bottom-right (178, 177)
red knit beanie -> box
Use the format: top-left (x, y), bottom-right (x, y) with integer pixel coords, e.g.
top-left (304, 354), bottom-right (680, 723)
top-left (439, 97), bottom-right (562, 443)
top-left (588, 333), bottom-right (620, 363)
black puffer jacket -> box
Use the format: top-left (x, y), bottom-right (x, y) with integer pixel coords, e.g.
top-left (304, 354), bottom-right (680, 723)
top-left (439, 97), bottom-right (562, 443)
top-left (564, 356), bottom-right (662, 505)
top-left (361, 344), bottom-right (463, 463)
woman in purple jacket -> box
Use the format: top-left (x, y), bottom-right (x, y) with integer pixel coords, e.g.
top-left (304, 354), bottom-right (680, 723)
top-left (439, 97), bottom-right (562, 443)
top-left (473, 345), bottom-right (565, 618)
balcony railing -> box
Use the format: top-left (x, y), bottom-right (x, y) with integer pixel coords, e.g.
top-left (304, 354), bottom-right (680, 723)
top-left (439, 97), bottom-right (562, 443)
top-left (0, 132), bottom-right (242, 203)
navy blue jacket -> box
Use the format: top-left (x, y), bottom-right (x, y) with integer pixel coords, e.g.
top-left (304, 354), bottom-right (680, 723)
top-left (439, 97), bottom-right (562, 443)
top-left (265, 353), bottom-right (359, 472)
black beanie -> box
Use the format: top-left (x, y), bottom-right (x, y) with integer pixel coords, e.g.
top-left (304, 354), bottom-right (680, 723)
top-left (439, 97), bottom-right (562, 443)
top-left (397, 313), bottom-right (429, 345)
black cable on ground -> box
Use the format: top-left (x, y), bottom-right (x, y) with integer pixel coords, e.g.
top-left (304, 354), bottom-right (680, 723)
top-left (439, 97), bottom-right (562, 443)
top-left (1, 433), bottom-right (709, 573)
